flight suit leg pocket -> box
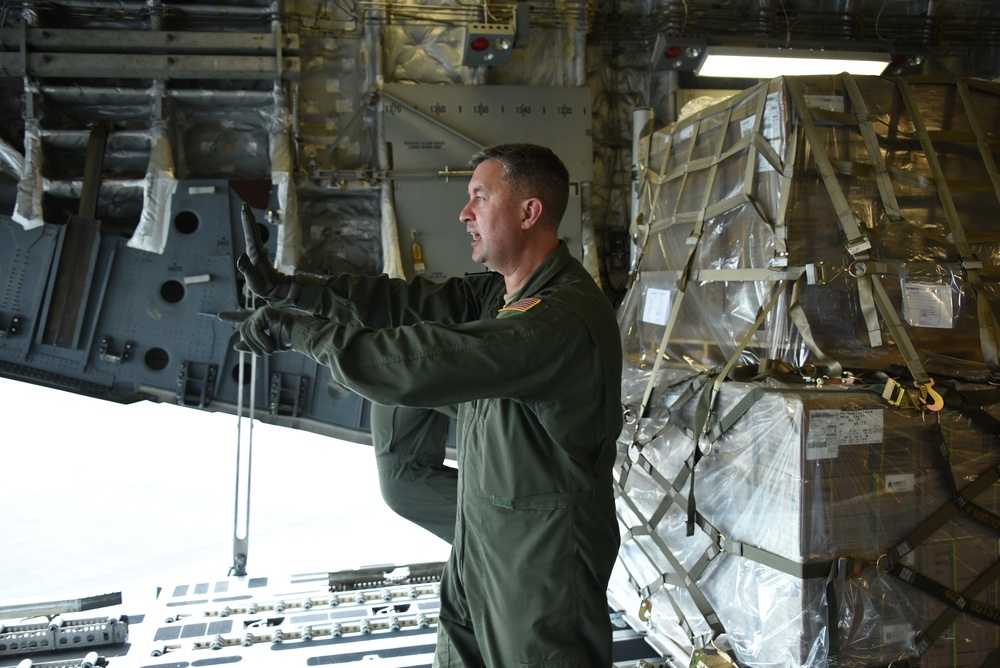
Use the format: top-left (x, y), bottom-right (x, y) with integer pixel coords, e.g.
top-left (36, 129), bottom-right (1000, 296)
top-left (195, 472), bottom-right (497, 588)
top-left (518, 650), bottom-right (583, 668)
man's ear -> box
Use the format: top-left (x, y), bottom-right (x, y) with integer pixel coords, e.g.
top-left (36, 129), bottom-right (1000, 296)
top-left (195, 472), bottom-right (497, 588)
top-left (520, 197), bottom-right (544, 230)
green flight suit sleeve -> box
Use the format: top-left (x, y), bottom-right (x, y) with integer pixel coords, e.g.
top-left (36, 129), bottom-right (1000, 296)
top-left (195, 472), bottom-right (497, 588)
top-left (287, 272), bottom-right (497, 329)
top-left (287, 300), bottom-right (574, 409)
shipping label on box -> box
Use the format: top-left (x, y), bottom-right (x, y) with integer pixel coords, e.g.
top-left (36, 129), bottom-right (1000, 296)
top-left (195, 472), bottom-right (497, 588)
top-left (805, 408), bottom-right (883, 460)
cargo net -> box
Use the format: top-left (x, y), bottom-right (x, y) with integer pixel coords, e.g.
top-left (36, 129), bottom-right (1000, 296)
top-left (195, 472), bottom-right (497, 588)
top-left (612, 75), bottom-right (1000, 668)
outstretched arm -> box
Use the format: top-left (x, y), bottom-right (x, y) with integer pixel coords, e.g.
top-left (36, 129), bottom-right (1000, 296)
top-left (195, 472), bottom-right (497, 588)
top-left (235, 203), bottom-right (500, 328)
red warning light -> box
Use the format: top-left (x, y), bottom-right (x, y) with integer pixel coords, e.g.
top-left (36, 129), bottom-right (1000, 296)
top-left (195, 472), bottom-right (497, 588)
top-left (665, 45), bottom-right (682, 59)
top-left (470, 37), bottom-right (490, 52)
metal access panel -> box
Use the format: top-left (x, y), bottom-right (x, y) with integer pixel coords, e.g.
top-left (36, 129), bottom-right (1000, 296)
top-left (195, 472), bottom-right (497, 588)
top-left (382, 84), bottom-right (592, 281)
top-left (0, 181), bottom-right (371, 444)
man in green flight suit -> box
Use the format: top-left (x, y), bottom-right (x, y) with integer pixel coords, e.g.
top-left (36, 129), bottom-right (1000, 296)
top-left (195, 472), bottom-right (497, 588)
top-left (230, 143), bottom-right (623, 667)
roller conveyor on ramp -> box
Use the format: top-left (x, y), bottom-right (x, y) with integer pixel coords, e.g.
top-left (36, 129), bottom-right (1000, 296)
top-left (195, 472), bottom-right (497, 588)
top-left (0, 562), bottom-right (673, 668)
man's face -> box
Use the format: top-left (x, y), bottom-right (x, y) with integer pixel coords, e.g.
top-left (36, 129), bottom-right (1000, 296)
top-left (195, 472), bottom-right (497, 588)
top-left (459, 159), bottom-right (524, 273)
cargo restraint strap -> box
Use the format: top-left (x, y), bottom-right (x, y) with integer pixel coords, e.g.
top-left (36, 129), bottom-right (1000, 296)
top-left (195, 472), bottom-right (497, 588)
top-left (616, 456), bottom-right (858, 661)
top-left (897, 78), bottom-right (1000, 376)
top-left (618, 372), bottom-right (715, 491)
top-left (785, 76), bottom-right (943, 405)
top-left (684, 379), bottom-right (1000, 667)
top-left (876, 406), bottom-right (1000, 657)
top-left (622, 75), bottom-right (1000, 664)
top-left (632, 95), bottom-right (738, 428)
top-left (783, 77), bottom-right (871, 256)
top-left (619, 84), bottom-right (813, 651)
top-left (617, 487), bottom-right (727, 647)
top-left (615, 375), bottom-right (991, 667)
top-left (879, 462), bottom-right (1000, 639)
top-left (685, 280), bottom-right (788, 536)
top-left (633, 81), bottom-right (847, 412)
top-left (616, 285), bottom-right (833, 658)
top-left (615, 382), bottom-right (860, 660)
top-left (632, 82), bottom-right (789, 430)
top-left (785, 77), bottom-right (880, 364)
top-left (626, 107), bottom-right (671, 296)
top-left (792, 74), bottom-right (1000, 384)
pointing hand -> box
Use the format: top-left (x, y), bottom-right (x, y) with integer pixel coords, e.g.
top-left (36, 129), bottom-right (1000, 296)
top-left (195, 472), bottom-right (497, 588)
top-left (224, 306), bottom-right (298, 356)
top-left (236, 203), bottom-right (293, 302)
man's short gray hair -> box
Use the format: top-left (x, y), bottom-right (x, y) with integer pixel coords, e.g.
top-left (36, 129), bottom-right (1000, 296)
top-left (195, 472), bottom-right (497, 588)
top-left (469, 143), bottom-right (570, 231)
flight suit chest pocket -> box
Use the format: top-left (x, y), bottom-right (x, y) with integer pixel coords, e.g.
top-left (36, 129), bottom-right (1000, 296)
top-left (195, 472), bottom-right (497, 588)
top-left (474, 401), bottom-right (592, 509)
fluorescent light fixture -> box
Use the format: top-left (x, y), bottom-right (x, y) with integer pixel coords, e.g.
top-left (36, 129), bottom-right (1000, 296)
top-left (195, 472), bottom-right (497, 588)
top-left (696, 46), bottom-right (891, 78)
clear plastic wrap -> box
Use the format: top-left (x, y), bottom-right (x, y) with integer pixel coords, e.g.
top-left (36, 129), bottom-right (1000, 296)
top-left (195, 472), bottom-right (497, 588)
top-left (614, 75), bottom-right (1000, 667)
top-left (614, 380), bottom-right (1000, 666)
top-left (624, 75), bottom-right (1000, 387)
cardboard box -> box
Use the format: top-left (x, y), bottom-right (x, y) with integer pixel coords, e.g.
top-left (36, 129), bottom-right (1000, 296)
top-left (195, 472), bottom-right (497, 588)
top-left (615, 381), bottom-right (1000, 666)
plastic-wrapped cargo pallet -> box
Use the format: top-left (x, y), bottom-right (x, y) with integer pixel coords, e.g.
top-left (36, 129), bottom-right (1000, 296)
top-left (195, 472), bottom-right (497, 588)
top-left (611, 75), bottom-right (1000, 667)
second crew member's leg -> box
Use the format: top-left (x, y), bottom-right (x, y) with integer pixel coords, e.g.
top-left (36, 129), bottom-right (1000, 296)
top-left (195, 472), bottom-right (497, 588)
top-left (370, 404), bottom-right (458, 544)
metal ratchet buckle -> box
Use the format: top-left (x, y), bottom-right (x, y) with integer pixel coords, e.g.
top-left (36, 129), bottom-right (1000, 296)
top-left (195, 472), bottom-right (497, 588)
top-left (881, 378), bottom-right (910, 407)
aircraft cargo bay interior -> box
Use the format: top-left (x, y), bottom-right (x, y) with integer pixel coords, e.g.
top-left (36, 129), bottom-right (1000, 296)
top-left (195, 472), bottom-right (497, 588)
top-left (2, 1), bottom-right (1000, 667)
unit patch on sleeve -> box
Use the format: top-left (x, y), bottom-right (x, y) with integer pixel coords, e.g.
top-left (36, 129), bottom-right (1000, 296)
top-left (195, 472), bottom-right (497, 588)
top-left (499, 296), bottom-right (542, 314)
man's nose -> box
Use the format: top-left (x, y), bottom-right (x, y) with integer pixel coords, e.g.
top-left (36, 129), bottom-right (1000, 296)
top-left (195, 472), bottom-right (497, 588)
top-left (459, 202), bottom-right (473, 223)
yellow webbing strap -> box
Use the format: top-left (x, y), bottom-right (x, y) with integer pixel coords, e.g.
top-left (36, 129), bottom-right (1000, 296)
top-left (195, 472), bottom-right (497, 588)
top-left (897, 79), bottom-right (1000, 374)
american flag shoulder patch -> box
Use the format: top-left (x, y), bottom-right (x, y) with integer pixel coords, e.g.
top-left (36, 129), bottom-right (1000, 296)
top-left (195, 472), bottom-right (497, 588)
top-left (499, 296), bottom-right (542, 313)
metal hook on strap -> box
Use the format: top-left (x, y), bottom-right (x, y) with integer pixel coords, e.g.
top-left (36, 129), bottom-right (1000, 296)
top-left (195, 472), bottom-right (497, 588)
top-left (638, 598), bottom-right (652, 622)
top-left (916, 379), bottom-right (944, 412)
